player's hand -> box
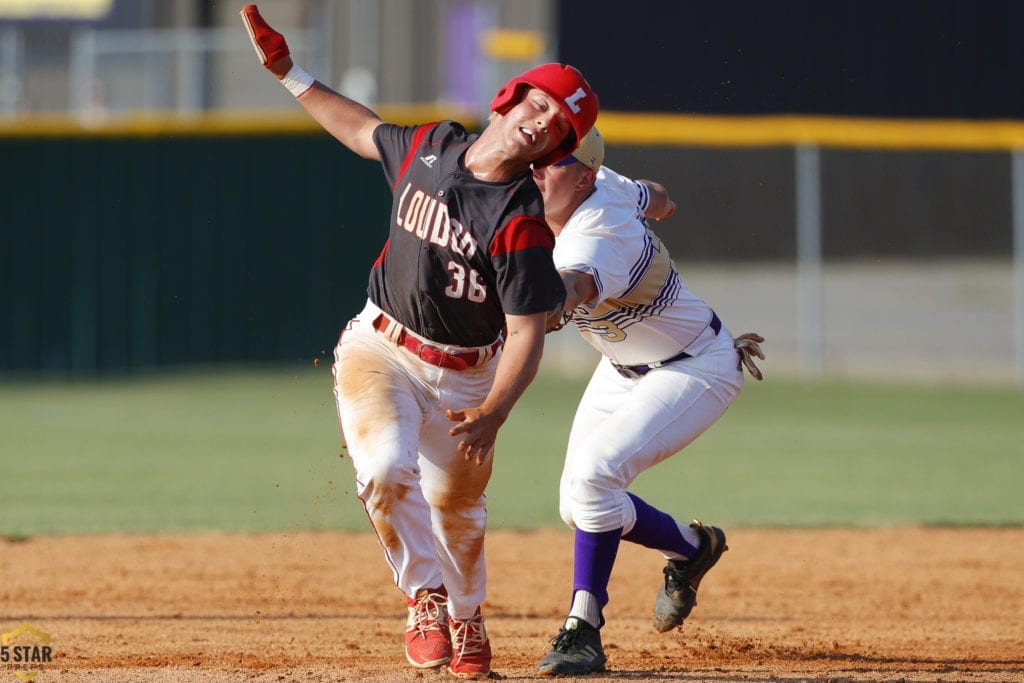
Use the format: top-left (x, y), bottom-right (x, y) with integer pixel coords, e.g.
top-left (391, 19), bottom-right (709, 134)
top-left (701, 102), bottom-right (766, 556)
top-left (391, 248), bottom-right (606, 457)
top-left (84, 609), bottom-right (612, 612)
top-left (734, 332), bottom-right (766, 381)
top-left (445, 408), bottom-right (504, 466)
top-left (545, 308), bottom-right (571, 334)
top-left (240, 4), bottom-right (293, 77)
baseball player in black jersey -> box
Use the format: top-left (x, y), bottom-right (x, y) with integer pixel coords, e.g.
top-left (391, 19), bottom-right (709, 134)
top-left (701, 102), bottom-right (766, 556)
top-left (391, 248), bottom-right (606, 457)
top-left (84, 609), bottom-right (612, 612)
top-left (241, 5), bottom-right (598, 678)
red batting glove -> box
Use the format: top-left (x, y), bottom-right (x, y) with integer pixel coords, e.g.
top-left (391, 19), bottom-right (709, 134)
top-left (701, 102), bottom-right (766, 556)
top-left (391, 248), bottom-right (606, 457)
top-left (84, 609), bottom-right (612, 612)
top-left (240, 4), bottom-right (290, 68)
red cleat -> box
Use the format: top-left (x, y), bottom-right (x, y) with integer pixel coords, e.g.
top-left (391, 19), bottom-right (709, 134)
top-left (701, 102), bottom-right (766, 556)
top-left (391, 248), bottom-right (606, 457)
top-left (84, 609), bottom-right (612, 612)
top-left (404, 587), bottom-right (451, 668)
top-left (447, 609), bottom-right (491, 679)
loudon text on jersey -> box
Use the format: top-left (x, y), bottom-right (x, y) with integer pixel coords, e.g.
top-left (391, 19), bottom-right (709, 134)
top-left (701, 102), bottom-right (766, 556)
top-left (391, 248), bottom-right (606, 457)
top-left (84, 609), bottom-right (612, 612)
top-left (395, 181), bottom-right (479, 258)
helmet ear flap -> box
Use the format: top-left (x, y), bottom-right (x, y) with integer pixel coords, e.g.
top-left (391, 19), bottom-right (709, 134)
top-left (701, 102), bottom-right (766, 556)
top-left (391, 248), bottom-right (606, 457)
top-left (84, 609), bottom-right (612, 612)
top-left (490, 80), bottom-right (527, 116)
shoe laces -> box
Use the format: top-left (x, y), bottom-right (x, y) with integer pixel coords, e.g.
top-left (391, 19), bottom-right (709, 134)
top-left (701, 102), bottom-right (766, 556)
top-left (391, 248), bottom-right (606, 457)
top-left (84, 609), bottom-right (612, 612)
top-left (450, 613), bottom-right (487, 657)
top-left (408, 591), bottom-right (447, 637)
top-left (549, 625), bottom-right (581, 653)
top-left (664, 562), bottom-right (684, 589)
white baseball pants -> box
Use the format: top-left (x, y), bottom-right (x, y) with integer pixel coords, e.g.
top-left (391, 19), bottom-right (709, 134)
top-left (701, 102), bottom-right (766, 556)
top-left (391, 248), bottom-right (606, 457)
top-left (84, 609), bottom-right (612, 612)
top-left (332, 301), bottom-right (496, 619)
top-left (559, 326), bottom-right (744, 534)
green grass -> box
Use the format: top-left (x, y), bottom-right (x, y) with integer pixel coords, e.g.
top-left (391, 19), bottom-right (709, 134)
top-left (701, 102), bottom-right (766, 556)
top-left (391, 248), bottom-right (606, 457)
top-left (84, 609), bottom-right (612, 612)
top-left (1, 365), bottom-right (1021, 535)
top-left (622, 379), bottom-right (1024, 527)
top-left (0, 366), bottom-right (356, 535)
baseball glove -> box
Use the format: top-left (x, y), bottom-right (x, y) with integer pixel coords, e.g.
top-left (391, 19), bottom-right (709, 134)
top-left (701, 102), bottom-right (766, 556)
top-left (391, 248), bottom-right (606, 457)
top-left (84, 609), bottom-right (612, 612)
top-left (734, 332), bottom-right (765, 381)
top-left (545, 310), bottom-right (572, 334)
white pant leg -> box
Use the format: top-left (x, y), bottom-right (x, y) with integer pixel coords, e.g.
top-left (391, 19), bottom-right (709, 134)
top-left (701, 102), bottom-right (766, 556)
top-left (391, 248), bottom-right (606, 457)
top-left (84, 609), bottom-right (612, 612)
top-left (417, 365), bottom-right (495, 619)
top-left (557, 360), bottom-right (633, 527)
top-left (560, 332), bottom-right (744, 533)
top-left (333, 302), bottom-right (496, 618)
top-left (334, 321), bottom-right (442, 598)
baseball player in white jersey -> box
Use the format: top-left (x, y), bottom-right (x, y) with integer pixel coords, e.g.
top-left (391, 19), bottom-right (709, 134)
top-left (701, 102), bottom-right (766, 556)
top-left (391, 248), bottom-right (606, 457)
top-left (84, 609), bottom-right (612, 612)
top-left (240, 5), bottom-right (600, 678)
top-left (531, 128), bottom-right (765, 675)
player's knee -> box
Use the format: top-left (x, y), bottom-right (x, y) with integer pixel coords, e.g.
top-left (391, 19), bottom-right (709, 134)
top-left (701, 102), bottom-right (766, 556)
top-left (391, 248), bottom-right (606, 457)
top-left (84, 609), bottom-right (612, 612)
top-left (353, 453), bottom-right (416, 496)
top-left (558, 499), bottom-right (575, 528)
top-left (565, 473), bottom-right (627, 533)
top-left (424, 489), bottom-right (485, 517)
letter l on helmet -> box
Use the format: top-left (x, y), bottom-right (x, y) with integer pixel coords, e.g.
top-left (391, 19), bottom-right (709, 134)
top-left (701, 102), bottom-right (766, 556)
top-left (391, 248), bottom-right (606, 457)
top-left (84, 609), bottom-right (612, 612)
top-left (490, 63), bottom-right (599, 168)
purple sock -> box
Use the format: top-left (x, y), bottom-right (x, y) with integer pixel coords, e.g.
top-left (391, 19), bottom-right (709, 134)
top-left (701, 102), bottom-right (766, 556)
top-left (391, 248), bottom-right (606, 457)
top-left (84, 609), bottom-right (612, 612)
top-left (573, 527), bottom-right (622, 617)
top-left (621, 492), bottom-right (698, 558)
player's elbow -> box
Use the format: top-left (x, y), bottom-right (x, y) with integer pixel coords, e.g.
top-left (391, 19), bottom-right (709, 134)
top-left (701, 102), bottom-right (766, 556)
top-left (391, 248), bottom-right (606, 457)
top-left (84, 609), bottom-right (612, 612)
top-left (560, 269), bottom-right (597, 310)
top-left (350, 120), bottom-right (384, 160)
top-left (640, 180), bottom-right (676, 221)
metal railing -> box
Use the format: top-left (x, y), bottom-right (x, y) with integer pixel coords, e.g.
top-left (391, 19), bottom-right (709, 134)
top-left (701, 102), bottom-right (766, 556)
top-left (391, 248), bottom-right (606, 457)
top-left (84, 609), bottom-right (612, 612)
top-left (66, 26), bottom-right (323, 117)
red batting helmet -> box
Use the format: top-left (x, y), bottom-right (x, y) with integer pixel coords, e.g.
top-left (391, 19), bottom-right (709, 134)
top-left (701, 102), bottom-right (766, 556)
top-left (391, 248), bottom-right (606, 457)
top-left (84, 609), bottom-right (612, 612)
top-left (490, 63), bottom-right (599, 168)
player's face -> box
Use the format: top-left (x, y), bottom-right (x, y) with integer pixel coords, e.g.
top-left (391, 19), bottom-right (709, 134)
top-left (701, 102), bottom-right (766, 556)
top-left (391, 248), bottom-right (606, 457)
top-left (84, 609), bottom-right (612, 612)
top-left (533, 158), bottom-right (589, 213)
top-left (505, 88), bottom-right (573, 161)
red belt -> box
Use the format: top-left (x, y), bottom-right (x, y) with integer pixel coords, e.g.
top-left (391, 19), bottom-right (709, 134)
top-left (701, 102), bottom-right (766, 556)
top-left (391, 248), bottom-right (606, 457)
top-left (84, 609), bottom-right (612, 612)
top-left (372, 314), bottom-right (501, 371)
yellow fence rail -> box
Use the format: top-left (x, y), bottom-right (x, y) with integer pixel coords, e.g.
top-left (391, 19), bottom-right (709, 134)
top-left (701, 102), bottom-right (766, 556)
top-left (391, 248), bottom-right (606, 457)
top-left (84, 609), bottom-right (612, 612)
top-left (3, 110), bottom-right (1024, 151)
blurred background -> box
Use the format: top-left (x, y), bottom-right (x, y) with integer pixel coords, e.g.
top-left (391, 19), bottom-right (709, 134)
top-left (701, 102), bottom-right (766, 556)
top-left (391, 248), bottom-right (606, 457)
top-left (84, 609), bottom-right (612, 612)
top-left (2, 1), bottom-right (1023, 536)
top-left (2, 0), bottom-right (1023, 385)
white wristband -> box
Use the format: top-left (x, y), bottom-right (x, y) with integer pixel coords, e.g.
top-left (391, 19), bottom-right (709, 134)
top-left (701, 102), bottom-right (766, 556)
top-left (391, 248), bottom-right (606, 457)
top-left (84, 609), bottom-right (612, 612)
top-left (281, 64), bottom-right (315, 98)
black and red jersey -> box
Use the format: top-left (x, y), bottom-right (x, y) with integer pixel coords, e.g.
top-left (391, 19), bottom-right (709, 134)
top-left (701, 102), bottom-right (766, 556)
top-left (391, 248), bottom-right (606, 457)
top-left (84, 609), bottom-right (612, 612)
top-left (369, 120), bottom-right (565, 347)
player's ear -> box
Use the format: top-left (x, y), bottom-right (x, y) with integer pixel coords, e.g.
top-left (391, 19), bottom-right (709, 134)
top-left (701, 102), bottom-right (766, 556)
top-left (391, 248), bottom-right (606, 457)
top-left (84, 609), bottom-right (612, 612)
top-left (577, 167), bottom-right (596, 191)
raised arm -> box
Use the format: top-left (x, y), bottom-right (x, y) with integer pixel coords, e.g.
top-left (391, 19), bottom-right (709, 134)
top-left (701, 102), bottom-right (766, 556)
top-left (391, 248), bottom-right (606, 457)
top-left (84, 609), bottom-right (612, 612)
top-left (241, 4), bottom-right (382, 160)
top-left (289, 82), bottom-right (383, 160)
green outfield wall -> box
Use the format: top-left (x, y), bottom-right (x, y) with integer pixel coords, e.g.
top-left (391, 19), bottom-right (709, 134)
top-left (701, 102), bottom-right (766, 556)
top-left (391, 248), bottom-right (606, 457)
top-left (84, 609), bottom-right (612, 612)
top-left (2, 129), bottom-right (387, 375)
top-left (2, 113), bottom-right (1019, 375)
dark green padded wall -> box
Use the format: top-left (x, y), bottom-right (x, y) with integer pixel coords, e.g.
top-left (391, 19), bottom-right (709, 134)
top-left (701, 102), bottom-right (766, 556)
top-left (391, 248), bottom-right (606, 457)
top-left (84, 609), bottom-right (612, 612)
top-left (2, 133), bottom-right (389, 376)
top-left (1, 132), bottom-right (1013, 376)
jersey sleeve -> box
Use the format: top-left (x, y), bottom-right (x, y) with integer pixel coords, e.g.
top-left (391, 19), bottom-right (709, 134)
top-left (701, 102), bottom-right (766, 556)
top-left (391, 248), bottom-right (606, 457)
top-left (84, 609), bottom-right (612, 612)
top-left (553, 167), bottom-right (650, 306)
top-left (373, 123), bottom-right (417, 187)
top-left (373, 121), bottom-right (445, 190)
top-left (599, 165), bottom-right (651, 215)
top-left (489, 215), bottom-right (566, 316)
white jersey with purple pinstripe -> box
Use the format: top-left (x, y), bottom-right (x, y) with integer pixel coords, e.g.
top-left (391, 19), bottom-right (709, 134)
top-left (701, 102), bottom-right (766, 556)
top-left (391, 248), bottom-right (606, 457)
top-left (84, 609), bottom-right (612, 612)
top-left (552, 166), bottom-right (718, 366)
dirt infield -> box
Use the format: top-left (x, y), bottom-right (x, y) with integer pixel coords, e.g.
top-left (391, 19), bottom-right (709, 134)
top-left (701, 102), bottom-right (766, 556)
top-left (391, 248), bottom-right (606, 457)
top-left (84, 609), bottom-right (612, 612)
top-left (2, 527), bottom-right (1021, 682)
